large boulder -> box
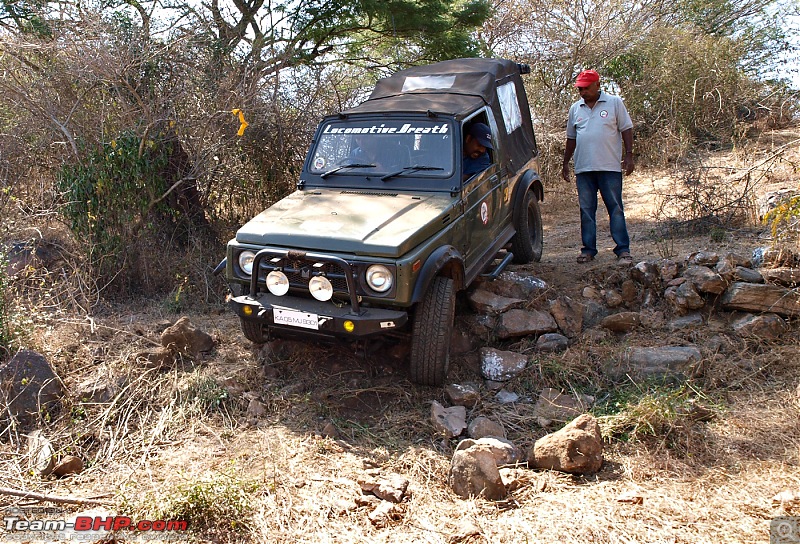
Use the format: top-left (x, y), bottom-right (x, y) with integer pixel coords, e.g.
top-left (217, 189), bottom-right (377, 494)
top-left (0, 350), bottom-right (64, 428)
top-left (160, 317), bottom-right (215, 357)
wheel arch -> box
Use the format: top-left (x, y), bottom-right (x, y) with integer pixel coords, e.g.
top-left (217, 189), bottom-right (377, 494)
top-left (410, 245), bottom-right (465, 304)
top-left (511, 169), bottom-right (544, 227)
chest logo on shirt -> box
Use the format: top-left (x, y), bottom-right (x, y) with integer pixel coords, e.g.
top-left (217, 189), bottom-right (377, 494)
top-left (600, 110), bottom-right (609, 118)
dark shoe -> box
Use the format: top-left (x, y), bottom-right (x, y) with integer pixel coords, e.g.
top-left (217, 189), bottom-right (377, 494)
top-left (577, 253), bottom-right (594, 263)
top-left (617, 252), bottom-right (632, 264)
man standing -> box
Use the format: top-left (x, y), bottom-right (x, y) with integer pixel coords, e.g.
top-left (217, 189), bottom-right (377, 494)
top-left (562, 69), bottom-right (634, 264)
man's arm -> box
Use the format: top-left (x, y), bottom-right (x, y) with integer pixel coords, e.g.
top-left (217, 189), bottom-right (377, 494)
top-left (621, 128), bottom-right (634, 176)
top-left (562, 138), bottom-right (576, 182)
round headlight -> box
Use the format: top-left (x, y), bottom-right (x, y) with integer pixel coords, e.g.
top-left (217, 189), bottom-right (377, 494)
top-left (309, 275), bottom-right (333, 301)
top-left (238, 251), bottom-right (256, 275)
top-left (266, 270), bottom-right (289, 296)
top-left (365, 264), bottom-right (393, 293)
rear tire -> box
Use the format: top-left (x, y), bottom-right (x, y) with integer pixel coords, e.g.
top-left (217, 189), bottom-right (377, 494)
top-left (409, 276), bottom-right (455, 387)
top-left (240, 318), bottom-right (268, 344)
top-left (511, 190), bottom-right (543, 264)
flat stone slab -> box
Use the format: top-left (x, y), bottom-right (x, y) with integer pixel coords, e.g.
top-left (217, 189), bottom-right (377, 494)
top-left (721, 282), bottom-right (800, 317)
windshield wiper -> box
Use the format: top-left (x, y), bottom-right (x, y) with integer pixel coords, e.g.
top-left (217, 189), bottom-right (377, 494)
top-left (320, 163), bottom-right (376, 179)
top-left (381, 165), bottom-right (445, 181)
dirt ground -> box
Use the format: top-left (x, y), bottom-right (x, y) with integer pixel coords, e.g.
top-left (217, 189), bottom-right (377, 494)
top-left (1, 130), bottom-right (799, 543)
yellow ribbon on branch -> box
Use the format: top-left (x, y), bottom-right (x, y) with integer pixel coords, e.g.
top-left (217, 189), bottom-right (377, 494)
top-left (231, 108), bottom-right (249, 136)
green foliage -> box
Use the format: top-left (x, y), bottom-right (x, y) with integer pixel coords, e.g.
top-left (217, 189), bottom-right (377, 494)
top-left (0, 0), bottom-right (51, 37)
top-left (155, 467), bottom-right (259, 535)
top-left (56, 132), bottom-right (174, 284)
top-left (595, 383), bottom-right (716, 442)
top-left (180, 376), bottom-right (230, 415)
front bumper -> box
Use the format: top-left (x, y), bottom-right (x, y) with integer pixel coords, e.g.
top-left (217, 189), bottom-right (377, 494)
top-left (228, 292), bottom-right (408, 338)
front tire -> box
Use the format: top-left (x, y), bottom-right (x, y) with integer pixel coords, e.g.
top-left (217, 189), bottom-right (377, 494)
top-left (409, 276), bottom-right (455, 386)
top-left (240, 318), bottom-right (268, 344)
top-left (511, 190), bottom-right (543, 264)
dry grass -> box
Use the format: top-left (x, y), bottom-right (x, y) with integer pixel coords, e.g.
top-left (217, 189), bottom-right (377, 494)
top-left (1, 130), bottom-right (799, 543)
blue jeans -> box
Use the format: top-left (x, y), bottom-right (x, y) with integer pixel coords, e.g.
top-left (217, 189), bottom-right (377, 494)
top-left (576, 171), bottom-right (630, 257)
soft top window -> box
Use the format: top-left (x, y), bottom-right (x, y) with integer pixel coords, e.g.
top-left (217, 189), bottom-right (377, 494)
top-left (308, 119), bottom-right (455, 178)
top-left (497, 81), bottom-right (522, 133)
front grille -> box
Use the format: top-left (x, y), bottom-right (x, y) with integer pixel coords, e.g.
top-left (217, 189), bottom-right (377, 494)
top-left (282, 262), bottom-right (351, 293)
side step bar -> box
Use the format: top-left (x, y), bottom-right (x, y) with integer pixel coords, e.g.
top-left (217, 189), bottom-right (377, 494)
top-left (479, 251), bottom-right (514, 281)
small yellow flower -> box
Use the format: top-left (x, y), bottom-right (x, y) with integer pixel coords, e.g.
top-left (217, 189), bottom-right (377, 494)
top-left (111, 140), bottom-right (117, 149)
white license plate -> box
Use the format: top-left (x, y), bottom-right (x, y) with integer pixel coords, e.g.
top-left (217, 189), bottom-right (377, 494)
top-left (273, 308), bottom-right (319, 330)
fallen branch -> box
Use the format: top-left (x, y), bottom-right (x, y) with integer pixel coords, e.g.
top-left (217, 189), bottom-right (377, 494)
top-left (0, 486), bottom-right (113, 506)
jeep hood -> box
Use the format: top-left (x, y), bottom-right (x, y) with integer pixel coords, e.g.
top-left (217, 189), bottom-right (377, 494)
top-left (235, 189), bottom-right (458, 258)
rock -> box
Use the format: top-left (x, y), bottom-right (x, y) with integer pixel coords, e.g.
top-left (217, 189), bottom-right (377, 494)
top-left (732, 266), bottom-right (764, 284)
top-left (604, 289), bottom-right (624, 308)
top-left (135, 347), bottom-right (175, 368)
top-left (27, 430), bottom-right (55, 477)
top-left (656, 259), bottom-right (679, 282)
top-left (320, 421), bottom-right (339, 438)
top-left (688, 251), bottom-right (720, 266)
top-left (760, 267), bottom-right (800, 286)
top-left (620, 279), bottom-right (639, 304)
top-left (481, 271), bottom-right (547, 300)
top-left (601, 312), bottom-right (642, 333)
top-left (549, 296), bottom-right (585, 338)
top-left (721, 282), bottom-right (800, 317)
top-left (468, 416), bottom-right (506, 439)
top-left (53, 455), bottom-right (84, 477)
top-left (732, 313), bottom-right (788, 339)
top-left (445, 383), bottom-right (481, 408)
top-left (359, 474), bottom-right (409, 503)
top-left (246, 398), bottom-right (267, 418)
top-left (494, 390), bottom-right (519, 404)
top-left (669, 281), bottom-right (705, 310)
top-left (683, 265), bottom-right (727, 294)
top-left (630, 261), bottom-right (659, 287)
top-left (367, 501), bottom-right (403, 527)
top-left (479, 348), bottom-right (528, 382)
top-left (449, 443), bottom-right (507, 500)
top-left (160, 316), bottom-right (215, 357)
top-left (75, 369), bottom-right (117, 403)
top-left (431, 401), bottom-right (466, 438)
top-left (528, 414), bottom-right (603, 474)
top-left (0, 350), bottom-right (64, 428)
top-left (456, 437), bottom-right (523, 465)
top-left (536, 333), bottom-right (569, 352)
top-left (619, 346), bottom-right (702, 382)
top-left (467, 314), bottom-right (496, 337)
top-left (582, 286), bottom-right (602, 301)
top-left (667, 313), bottom-right (704, 331)
top-left (496, 309), bottom-right (558, 339)
top-left (467, 288), bottom-right (524, 314)
top-left (533, 388), bottom-right (593, 423)
top-left (582, 301), bottom-right (609, 328)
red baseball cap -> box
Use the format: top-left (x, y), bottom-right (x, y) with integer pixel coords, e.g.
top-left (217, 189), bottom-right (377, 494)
top-left (574, 69), bottom-right (600, 87)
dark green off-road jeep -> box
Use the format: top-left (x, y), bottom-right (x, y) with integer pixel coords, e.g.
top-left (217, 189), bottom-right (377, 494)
top-left (218, 58), bottom-right (544, 386)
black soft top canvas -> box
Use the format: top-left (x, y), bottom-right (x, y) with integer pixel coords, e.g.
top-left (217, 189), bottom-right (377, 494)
top-left (341, 58), bottom-right (538, 173)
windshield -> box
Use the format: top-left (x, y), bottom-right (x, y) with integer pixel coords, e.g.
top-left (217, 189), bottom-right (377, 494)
top-left (308, 119), bottom-right (455, 179)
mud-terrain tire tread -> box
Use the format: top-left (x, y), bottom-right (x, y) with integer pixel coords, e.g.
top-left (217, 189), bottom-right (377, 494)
top-left (240, 318), bottom-right (268, 344)
top-left (409, 276), bottom-right (455, 386)
top-left (511, 190), bottom-right (543, 264)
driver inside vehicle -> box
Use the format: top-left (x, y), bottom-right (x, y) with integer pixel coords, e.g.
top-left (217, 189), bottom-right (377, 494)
top-left (462, 122), bottom-right (493, 180)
